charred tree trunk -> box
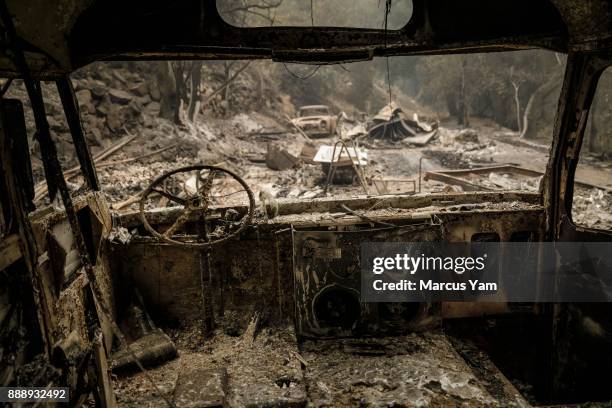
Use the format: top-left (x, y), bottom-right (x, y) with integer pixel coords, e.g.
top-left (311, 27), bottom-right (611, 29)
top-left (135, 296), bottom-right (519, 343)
top-left (587, 94), bottom-right (598, 152)
top-left (512, 81), bottom-right (522, 133)
top-left (172, 62), bottom-right (190, 124)
top-left (520, 79), bottom-right (557, 139)
top-left (187, 61), bottom-right (203, 122)
top-left (157, 62), bottom-right (180, 124)
top-left (457, 58), bottom-right (470, 127)
top-left (223, 62), bottom-right (232, 118)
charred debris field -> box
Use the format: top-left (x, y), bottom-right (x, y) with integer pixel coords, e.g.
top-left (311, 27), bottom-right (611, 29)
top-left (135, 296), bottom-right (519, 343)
top-left (8, 60), bottom-right (612, 229)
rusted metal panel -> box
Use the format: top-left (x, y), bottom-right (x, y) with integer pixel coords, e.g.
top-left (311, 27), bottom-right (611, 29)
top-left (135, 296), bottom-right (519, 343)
top-left (292, 223), bottom-right (442, 338)
top-left (116, 202), bottom-right (545, 332)
top-left (56, 75), bottom-right (100, 192)
top-left (0, 0), bottom-right (576, 77)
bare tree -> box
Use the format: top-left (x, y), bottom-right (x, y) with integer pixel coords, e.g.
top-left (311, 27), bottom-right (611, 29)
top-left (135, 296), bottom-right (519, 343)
top-left (458, 57), bottom-right (469, 127)
top-left (519, 53), bottom-right (565, 138)
top-left (519, 79), bottom-right (559, 138)
top-left (156, 0), bottom-right (281, 123)
top-left (187, 61), bottom-right (203, 121)
top-left (510, 66), bottom-right (523, 133)
top-left (157, 62), bottom-right (180, 124)
top-left (218, 0), bottom-right (282, 26)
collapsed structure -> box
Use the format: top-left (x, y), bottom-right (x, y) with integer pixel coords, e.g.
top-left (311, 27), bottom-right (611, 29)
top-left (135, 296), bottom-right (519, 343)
top-left (1, 0), bottom-right (612, 406)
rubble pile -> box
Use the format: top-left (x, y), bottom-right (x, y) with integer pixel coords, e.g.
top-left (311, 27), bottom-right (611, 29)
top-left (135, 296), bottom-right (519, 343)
top-left (572, 188), bottom-right (612, 230)
top-left (422, 128), bottom-right (498, 170)
top-left (367, 103), bottom-right (437, 139)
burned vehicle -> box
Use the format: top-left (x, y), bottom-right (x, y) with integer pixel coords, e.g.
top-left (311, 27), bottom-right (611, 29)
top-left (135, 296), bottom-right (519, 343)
top-left (292, 105), bottom-right (338, 137)
top-left (1, 0), bottom-right (612, 407)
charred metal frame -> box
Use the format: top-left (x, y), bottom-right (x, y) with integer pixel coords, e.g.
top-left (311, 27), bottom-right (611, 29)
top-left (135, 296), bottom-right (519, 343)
top-left (69, 0), bottom-right (568, 65)
top-left (545, 51), bottom-right (612, 240)
top-left (0, 2), bottom-right (172, 404)
top-left (539, 49), bottom-right (612, 401)
top-left (0, 0), bottom-right (571, 78)
top-left (56, 75), bottom-right (100, 191)
top-left (0, 0), bottom-right (99, 303)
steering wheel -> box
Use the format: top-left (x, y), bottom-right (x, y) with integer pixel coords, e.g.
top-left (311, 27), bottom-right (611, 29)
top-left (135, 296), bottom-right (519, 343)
top-left (139, 165), bottom-right (255, 248)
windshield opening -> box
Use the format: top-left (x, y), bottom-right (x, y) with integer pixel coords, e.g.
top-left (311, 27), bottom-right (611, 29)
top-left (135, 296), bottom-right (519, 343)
top-left (8, 50), bottom-right (566, 212)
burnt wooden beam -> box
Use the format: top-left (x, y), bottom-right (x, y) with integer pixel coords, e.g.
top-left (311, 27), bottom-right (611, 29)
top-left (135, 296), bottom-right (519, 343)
top-left (92, 330), bottom-right (118, 408)
top-left (56, 75), bottom-right (100, 191)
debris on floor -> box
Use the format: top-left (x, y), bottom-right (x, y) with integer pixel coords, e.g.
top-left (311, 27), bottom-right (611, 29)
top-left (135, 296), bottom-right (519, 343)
top-left (113, 324), bottom-right (306, 407)
top-left (302, 333), bottom-right (499, 407)
top-left (173, 367), bottom-right (227, 408)
top-left (111, 329), bottom-right (178, 373)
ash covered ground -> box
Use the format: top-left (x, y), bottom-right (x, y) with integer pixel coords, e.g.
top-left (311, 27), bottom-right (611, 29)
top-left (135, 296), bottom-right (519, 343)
top-left (7, 61), bottom-right (612, 229)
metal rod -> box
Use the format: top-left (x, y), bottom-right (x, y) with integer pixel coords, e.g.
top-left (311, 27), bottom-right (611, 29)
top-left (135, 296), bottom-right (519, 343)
top-left (419, 156), bottom-right (423, 193)
top-left (324, 140), bottom-right (368, 195)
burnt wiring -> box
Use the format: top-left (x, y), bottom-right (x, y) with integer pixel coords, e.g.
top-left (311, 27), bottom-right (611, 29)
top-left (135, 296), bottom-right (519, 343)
top-left (311, 0), bottom-right (314, 26)
top-left (279, 1), bottom-right (326, 81)
top-left (340, 204), bottom-right (397, 228)
top-left (337, 64), bottom-right (351, 72)
top-left (282, 62), bottom-right (321, 80)
top-left (384, 0), bottom-right (393, 105)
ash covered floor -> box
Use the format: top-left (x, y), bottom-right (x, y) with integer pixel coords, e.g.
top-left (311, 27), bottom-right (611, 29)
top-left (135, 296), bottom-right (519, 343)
top-left (112, 323), bottom-right (528, 407)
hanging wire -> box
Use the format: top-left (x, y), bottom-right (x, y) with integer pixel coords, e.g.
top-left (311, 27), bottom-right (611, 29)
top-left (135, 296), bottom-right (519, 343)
top-left (383, 0), bottom-right (393, 105)
top-left (337, 64), bottom-right (351, 72)
top-left (386, 59), bottom-right (392, 105)
top-left (310, 0), bottom-right (314, 26)
top-left (282, 63), bottom-right (321, 80)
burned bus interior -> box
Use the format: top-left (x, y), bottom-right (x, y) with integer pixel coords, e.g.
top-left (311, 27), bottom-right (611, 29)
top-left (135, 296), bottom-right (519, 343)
top-left (1, 0), bottom-right (612, 406)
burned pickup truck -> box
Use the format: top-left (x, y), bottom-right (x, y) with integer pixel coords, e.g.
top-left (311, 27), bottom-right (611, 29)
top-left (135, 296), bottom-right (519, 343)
top-left (291, 105), bottom-right (338, 137)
